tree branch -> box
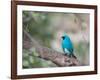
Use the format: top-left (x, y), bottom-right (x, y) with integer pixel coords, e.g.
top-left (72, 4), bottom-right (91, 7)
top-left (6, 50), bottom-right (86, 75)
top-left (23, 30), bottom-right (81, 67)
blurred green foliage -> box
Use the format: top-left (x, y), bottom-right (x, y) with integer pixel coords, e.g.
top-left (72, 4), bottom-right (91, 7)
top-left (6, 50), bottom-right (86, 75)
top-left (74, 42), bottom-right (89, 65)
top-left (23, 11), bottom-right (57, 68)
top-left (23, 11), bottom-right (54, 47)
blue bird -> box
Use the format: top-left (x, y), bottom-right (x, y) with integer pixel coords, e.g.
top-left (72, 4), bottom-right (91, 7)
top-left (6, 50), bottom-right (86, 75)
top-left (61, 34), bottom-right (76, 58)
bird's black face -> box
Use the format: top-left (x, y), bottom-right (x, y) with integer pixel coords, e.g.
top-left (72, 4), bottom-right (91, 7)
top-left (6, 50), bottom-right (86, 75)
top-left (62, 36), bottom-right (65, 40)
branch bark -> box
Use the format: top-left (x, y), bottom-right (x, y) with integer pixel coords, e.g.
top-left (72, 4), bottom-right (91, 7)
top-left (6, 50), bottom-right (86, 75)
top-left (23, 30), bottom-right (81, 67)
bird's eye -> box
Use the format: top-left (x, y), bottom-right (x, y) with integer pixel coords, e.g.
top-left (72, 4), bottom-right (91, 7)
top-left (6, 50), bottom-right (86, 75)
top-left (62, 36), bottom-right (65, 40)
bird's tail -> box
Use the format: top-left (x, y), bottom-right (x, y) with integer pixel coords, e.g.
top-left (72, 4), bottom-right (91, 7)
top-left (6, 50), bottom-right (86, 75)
top-left (71, 53), bottom-right (77, 59)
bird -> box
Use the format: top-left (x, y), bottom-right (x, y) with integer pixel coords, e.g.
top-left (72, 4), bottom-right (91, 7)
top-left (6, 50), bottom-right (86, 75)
top-left (61, 34), bottom-right (76, 58)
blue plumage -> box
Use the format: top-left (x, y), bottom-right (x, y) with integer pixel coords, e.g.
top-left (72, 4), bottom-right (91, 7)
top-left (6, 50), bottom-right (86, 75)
top-left (61, 34), bottom-right (76, 58)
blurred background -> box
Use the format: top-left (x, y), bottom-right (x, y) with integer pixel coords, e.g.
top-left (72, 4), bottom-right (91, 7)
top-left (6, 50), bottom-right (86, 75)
top-left (22, 11), bottom-right (90, 68)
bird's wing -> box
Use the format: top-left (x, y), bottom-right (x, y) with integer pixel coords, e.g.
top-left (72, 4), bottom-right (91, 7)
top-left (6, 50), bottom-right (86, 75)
top-left (65, 41), bottom-right (74, 53)
top-left (68, 48), bottom-right (73, 54)
top-left (68, 39), bottom-right (74, 52)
